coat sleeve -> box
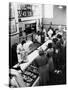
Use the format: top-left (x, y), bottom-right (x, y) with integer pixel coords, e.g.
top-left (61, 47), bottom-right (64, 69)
top-left (48, 57), bottom-right (54, 72)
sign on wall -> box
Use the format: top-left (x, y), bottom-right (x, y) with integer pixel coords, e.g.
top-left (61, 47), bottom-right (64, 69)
top-left (18, 4), bottom-right (33, 18)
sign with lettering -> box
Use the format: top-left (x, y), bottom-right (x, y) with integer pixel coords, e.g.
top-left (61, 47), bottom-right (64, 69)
top-left (18, 5), bottom-right (33, 18)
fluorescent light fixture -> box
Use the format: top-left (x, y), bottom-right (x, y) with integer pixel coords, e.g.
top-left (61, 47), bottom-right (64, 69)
top-left (58, 5), bottom-right (63, 9)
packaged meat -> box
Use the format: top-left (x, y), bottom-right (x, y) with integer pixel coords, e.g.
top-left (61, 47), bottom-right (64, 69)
top-left (24, 71), bottom-right (32, 75)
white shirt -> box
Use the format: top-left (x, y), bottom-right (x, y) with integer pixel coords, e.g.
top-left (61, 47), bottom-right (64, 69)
top-left (17, 43), bottom-right (24, 54)
top-left (17, 40), bottom-right (33, 63)
top-left (43, 28), bottom-right (46, 37)
top-left (17, 43), bottom-right (25, 63)
top-left (48, 29), bottom-right (53, 38)
top-left (35, 35), bottom-right (41, 43)
top-left (23, 40), bottom-right (33, 52)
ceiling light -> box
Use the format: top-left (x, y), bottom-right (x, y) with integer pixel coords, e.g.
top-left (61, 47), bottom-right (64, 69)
top-left (58, 5), bottom-right (63, 9)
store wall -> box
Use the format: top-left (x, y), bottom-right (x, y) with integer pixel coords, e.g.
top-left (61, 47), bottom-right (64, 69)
top-left (43, 5), bottom-right (66, 25)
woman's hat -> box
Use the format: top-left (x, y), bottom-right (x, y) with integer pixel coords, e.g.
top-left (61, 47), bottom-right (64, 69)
top-left (38, 48), bottom-right (44, 56)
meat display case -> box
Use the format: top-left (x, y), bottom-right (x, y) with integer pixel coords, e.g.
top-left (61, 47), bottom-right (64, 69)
top-left (10, 63), bottom-right (40, 87)
top-left (20, 64), bottom-right (40, 87)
